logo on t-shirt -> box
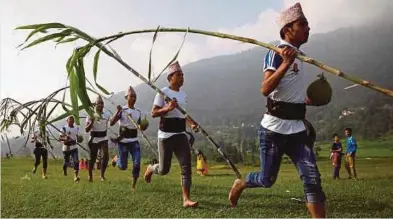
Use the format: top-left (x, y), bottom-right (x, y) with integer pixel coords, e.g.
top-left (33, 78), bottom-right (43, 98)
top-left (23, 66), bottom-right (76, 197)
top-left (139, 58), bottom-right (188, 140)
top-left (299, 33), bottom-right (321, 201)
top-left (291, 63), bottom-right (299, 73)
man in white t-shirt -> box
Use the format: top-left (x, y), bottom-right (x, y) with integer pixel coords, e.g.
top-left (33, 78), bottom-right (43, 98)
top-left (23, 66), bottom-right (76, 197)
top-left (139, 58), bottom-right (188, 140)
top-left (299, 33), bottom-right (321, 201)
top-left (228, 3), bottom-right (326, 218)
top-left (110, 86), bottom-right (147, 191)
top-left (85, 95), bottom-right (111, 182)
top-left (59, 115), bottom-right (81, 183)
top-left (144, 61), bottom-right (199, 208)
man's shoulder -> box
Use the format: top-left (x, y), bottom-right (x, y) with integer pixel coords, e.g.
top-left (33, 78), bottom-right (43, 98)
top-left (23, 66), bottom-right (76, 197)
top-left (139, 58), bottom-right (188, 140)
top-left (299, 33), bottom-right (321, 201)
top-left (161, 87), bottom-right (170, 92)
top-left (265, 43), bottom-right (283, 56)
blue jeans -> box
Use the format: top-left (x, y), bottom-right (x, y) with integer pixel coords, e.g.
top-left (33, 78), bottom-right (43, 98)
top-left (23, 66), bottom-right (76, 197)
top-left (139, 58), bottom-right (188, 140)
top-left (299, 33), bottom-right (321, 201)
top-left (63, 148), bottom-right (79, 171)
top-left (118, 141), bottom-right (141, 177)
top-left (245, 126), bottom-right (326, 203)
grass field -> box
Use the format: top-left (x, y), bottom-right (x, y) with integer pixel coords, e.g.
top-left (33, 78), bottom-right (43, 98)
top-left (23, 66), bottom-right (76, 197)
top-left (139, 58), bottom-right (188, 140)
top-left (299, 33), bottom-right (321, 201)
top-left (2, 156), bottom-right (393, 218)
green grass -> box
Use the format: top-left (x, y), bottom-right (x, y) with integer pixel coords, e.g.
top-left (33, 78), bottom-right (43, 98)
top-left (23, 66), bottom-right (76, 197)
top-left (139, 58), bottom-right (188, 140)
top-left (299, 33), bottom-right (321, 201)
top-left (2, 157), bottom-right (393, 218)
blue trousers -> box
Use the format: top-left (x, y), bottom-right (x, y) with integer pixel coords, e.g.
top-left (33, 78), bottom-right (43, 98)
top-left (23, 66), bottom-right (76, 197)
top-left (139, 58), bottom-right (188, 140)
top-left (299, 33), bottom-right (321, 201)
top-left (63, 148), bottom-right (79, 171)
top-left (245, 126), bottom-right (326, 203)
top-left (117, 141), bottom-right (141, 177)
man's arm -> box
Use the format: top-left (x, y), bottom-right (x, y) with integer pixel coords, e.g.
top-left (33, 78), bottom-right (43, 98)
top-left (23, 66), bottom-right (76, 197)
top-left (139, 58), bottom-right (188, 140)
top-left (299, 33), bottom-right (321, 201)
top-left (151, 100), bottom-right (177, 118)
top-left (262, 65), bottom-right (291, 96)
top-left (85, 117), bottom-right (94, 132)
top-left (186, 118), bottom-right (199, 132)
top-left (110, 105), bottom-right (122, 126)
top-left (261, 47), bottom-right (297, 96)
top-left (59, 134), bottom-right (67, 141)
top-left (58, 127), bottom-right (68, 141)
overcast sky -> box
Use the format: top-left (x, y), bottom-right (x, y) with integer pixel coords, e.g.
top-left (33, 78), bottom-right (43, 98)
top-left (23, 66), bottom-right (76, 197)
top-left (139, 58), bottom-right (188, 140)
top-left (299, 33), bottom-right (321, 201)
top-left (1, 0), bottom-right (392, 103)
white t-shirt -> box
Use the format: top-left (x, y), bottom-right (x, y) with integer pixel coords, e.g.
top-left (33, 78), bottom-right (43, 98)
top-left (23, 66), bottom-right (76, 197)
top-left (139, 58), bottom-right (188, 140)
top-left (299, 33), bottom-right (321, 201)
top-left (61, 125), bottom-right (79, 151)
top-left (118, 106), bottom-right (141, 143)
top-left (153, 87), bottom-right (187, 139)
top-left (260, 40), bottom-right (306, 135)
top-left (32, 130), bottom-right (45, 147)
top-left (32, 130), bottom-right (43, 143)
top-left (86, 111), bottom-right (111, 144)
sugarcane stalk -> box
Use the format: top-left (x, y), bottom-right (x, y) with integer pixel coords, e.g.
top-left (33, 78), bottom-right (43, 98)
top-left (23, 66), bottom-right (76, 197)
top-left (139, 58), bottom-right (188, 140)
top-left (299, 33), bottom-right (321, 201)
top-left (95, 27), bottom-right (393, 98)
top-left (344, 84), bottom-right (361, 90)
top-left (47, 149), bottom-right (56, 160)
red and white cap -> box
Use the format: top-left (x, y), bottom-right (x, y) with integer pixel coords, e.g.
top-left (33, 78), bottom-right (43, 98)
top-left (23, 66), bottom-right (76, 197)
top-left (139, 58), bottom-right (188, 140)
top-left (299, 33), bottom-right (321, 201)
top-left (168, 61), bottom-right (182, 75)
top-left (277, 2), bottom-right (306, 30)
top-left (124, 86), bottom-right (136, 98)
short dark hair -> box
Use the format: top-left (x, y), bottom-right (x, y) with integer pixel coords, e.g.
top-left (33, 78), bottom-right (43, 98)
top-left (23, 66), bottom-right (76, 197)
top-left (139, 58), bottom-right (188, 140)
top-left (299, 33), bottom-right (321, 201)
top-left (345, 128), bottom-right (352, 132)
top-left (332, 133), bottom-right (339, 138)
top-left (280, 21), bottom-right (295, 40)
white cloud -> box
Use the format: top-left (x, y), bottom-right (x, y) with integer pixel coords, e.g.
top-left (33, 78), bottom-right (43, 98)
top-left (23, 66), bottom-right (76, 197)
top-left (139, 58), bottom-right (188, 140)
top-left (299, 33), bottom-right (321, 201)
top-left (199, 0), bottom-right (393, 57)
top-left (204, 9), bottom-right (280, 56)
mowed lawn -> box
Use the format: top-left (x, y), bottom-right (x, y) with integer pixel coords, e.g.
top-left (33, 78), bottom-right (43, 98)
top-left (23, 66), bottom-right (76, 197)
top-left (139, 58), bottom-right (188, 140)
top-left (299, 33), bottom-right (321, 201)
top-left (1, 157), bottom-right (393, 218)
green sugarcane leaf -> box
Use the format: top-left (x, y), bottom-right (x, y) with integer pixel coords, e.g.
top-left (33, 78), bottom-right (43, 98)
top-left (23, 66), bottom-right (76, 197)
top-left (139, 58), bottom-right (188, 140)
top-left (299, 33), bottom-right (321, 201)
top-left (48, 105), bottom-right (84, 124)
top-left (56, 36), bottom-right (79, 45)
top-left (93, 49), bottom-right (100, 77)
top-left (69, 68), bottom-right (80, 125)
top-left (15, 23), bottom-right (65, 30)
top-left (21, 29), bottom-right (73, 50)
top-left (75, 58), bottom-right (94, 118)
top-left (92, 48), bottom-right (111, 95)
top-left (148, 26), bottom-right (160, 81)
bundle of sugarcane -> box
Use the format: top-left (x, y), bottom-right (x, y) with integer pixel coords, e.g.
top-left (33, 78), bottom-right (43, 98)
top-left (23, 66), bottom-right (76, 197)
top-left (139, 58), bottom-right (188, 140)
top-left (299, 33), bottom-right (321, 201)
top-left (0, 87), bottom-right (96, 154)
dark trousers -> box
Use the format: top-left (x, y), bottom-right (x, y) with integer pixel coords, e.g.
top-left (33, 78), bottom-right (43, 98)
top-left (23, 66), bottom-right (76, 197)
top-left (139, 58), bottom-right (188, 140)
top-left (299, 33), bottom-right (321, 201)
top-left (89, 140), bottom-right (109, 176)
top-left (34, 147), bottom-right (48, 169)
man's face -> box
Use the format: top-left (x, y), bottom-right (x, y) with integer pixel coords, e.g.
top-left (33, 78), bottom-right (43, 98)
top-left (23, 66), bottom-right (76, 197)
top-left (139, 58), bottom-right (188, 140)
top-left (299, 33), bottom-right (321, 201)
top-left (169, 71), bottom-right (184, 87)
top-left (126, 93), bottom-right (137, 106)
top-left (288, 17), bottom-right (310, 44)
top-left (67, 117), bottom-right (75, 126)
top-left (345, 130), bottom-right (351, 137)
top-left (95, 100), bottom-right (104, 112)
